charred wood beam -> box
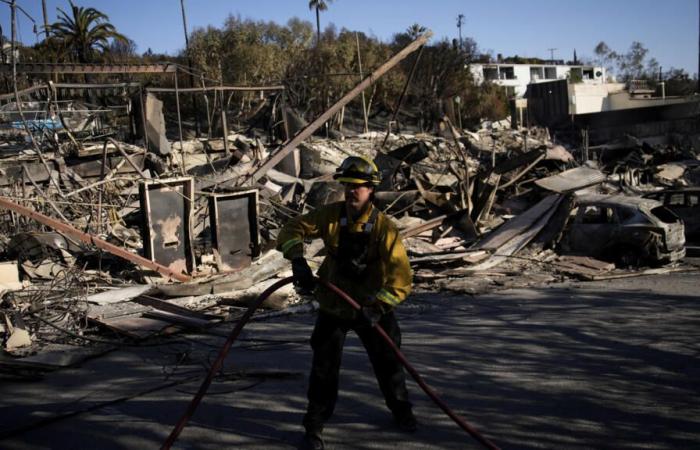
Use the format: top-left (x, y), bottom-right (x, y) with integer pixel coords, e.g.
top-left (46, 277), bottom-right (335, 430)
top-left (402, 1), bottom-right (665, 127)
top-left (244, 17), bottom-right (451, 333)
top-left (498, 154), bottom-right (546, 190)
top-left (0, 85), bottom-right (45, 102)
top-left (53, 82), bottom-right (143, 89)
top-left (381, 44), bottom-right (425, 147)
top-left (401, 209), bottom-right (469, 239)
top-left (245, 31), bottom-right (433, 185)
top-left (146, 86), bottom-right (285, 93)
top-left (0, 196), bottom-right (191, 282)
top-left (491, 148), bottom-right (547, 175)
top-left (0, 63), bottom-right (177, 74)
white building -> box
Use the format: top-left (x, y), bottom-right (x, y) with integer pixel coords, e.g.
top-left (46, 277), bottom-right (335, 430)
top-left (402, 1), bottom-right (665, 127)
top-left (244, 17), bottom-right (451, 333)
top-left (1, 42), bottom-right (21, 63)
top-left (568, 82), bottom-right (689, 115)
top-left (470, 63), bottom-right (606, 98)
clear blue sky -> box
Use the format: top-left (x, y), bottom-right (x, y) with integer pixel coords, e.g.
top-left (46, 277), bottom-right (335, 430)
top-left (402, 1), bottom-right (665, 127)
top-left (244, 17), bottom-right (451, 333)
top-left (2, 0), bottom-right (698, 75)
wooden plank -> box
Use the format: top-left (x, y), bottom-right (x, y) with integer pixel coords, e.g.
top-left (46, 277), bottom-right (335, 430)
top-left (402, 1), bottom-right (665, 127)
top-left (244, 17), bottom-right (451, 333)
top-left (551, 261), bottom-right (608, 279)
top-left (87, 301), bottom-right (151, 321)
top-left (0, 85), bottom-right (46, 102)
top-left (146, 85), bottom-right (284, 93)
top-left (143, 310), bottom-right (214, 328)
top-left (493, 148), bottom-right (547, 175)
top-left (535, 167), bottom-right (606, 193)
top-left (0, 62), bottom-right (176, 74)
top-left (135, 295), bottom-right (218, 322)
top-left (467, 196), bottom-right (564, 272)
top-left (474, 173), bottom-right (501, 224)
top-left (247, 31), bottom-right (432, 184)
top-left (87, 293), bottom-right (218, 338)
top-left (410, 250), bottom-right (488, 264)
top-left (557, 255), bottom-right (615, 271)
top-left (400, 211), bottom-right (474, 240)
top-left (152, 294), bottom-right (221, 311)
top-left (86, 285), bottom-right (158, 306)
top-left (93, 315), bottom-right (174, 339)
top-left (476, 195), bottom-right (561, 251)
top-left (580, 266), bottom-right (694, 281)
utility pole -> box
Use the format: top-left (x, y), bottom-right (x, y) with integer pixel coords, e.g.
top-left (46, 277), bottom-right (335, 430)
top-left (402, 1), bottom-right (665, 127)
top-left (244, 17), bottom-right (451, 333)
top-left (10, 1), bottom-right (16, 88)
top-left (456, 14), bottom-right (465, 51)
top-left (180, 0), bottom-right (201, 137)
top-left (548, 48), bottom-right (557, 64)
top-left (9, 0), bottom-right (37, 151)
top-left (355, 32), bottom-right (369, 134)
top-left (41, 0), bottom-right (49, 39)
top-left (0, 23), bottom-right (4, 64)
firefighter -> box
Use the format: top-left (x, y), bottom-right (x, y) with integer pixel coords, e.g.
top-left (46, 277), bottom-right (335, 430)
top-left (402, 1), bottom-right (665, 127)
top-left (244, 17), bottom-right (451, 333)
top-left (277, 156), bottom-right (416, 450)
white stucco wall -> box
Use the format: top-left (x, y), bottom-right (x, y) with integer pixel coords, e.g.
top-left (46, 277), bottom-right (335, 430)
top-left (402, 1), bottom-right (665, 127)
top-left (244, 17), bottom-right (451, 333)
top-left (470, 63), bottom-right (605, 98)
top-left (568, 83), bottom-right (626, 114)
top-left (568, 83), bottom-right (688, 114)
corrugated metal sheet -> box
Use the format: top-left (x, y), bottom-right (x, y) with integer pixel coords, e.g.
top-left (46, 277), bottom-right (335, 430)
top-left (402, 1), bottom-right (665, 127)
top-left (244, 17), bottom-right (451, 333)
top-left (535, 167), bottom-right (606, 193)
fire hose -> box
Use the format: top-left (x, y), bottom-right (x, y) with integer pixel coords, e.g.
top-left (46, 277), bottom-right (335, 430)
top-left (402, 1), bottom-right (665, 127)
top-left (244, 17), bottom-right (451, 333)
top-left (161, 277), bottom-right (500, 450)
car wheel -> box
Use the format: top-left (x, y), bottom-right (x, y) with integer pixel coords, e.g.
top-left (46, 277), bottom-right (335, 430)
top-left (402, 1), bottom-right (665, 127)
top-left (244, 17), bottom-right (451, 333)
top-left (614, 246), bottom-right (644, 268)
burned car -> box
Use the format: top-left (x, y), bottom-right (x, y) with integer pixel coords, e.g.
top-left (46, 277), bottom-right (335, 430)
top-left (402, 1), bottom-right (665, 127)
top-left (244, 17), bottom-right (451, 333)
top-left (558, 194), bottom-right (686, 266)
top-left (642, 188), bottom-right (699, 242)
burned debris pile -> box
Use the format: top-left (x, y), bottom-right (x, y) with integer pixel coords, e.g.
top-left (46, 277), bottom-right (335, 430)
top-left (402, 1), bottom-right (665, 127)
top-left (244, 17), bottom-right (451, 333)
top-left (1, 56), bottom-right (698, 371)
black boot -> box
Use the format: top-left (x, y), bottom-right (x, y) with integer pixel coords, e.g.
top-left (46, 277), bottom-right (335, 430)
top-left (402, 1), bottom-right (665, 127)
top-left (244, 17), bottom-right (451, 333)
top-left (393, 409), bottom-right (417, 432)
top-left (299, 429), bottom-right (325, 450)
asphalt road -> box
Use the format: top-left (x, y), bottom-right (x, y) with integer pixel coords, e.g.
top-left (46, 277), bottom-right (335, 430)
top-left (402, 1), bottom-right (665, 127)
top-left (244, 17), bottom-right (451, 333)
top-left (0, 268), bottom-right (698, 449)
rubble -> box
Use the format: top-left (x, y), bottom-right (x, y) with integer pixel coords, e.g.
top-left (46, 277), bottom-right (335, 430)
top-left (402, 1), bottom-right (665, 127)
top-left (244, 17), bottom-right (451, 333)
top-left (0, 39), bottom-right (698, 374)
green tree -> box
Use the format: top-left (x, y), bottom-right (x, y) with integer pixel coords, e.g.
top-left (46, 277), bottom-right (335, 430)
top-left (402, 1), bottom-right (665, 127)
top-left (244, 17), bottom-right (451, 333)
top-left (308, 0), bottom-right (333, 46)
top-left (618, 41), bottom-right (648, 81)
top-left (594, 41), bottom-right (660, 82)
top-left (663, 68), bottom-right (695, 96)
top-left (594, 41), bottom-right (618, 80)
top-left (50, 1), bottom-right (127, 63)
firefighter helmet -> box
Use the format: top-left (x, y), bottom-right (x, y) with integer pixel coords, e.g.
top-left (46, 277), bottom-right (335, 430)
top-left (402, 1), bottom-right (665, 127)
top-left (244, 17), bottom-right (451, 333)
top-left (333, 156), bottom-right (381, 185)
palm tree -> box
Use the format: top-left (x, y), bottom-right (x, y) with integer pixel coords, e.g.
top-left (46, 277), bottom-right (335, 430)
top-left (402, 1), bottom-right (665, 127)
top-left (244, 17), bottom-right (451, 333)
top-left (50, 1), bottom-right (127, 63)
top-left (308, 0), bottom-right (333, 46)
top-left (406, 23), bottom-right (427, 40)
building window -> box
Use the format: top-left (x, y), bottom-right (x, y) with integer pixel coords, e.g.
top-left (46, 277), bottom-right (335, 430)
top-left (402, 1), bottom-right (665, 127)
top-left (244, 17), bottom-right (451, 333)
top-left (530, 67), bottom-right (544, 81)
top-left (483, 67), bottom-right (498, 81)
top-left (500, 66), bottom-right (515, 80)
top-left (544, 67), bottom-right (557, 79)
top-left (582, 68), bottom-right (594, 80)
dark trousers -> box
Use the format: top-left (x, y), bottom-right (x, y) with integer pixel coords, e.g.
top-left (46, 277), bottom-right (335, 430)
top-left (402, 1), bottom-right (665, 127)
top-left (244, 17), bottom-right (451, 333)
top-left (302, 310), bottom-right (412, 432)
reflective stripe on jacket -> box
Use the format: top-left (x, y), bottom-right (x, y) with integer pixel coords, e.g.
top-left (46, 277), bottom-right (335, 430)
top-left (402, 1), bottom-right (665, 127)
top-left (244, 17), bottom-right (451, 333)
top-left (276, 202), bottom-right (412, 319)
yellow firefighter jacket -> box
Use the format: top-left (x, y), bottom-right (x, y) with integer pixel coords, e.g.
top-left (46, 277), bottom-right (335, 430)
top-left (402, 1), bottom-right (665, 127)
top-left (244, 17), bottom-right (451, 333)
top-left (277, 201), bottom-right (412, 320)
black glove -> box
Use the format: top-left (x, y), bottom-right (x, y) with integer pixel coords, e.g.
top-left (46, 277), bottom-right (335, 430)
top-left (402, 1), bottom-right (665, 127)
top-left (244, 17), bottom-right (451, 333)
top-left (361, 302), bottom-right (383, 327)
top-left (291, 257), bottom-right (315, 293)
